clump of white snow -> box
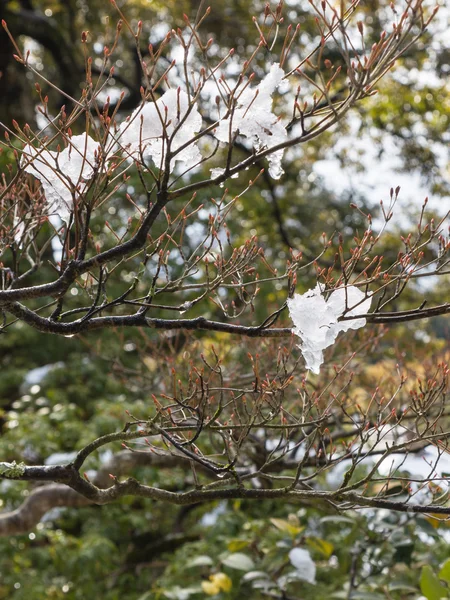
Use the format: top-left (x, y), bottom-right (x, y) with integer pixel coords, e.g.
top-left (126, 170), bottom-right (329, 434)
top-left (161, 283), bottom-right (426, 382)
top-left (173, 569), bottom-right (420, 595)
top-left (13, 212), bottom-right (25, 247)
top-left (214, 63), bottom-right (287, 179)
top-left (288, 548), bottom-right (316, 584)
top-left (287, 284), bottom-right (372, 374)
top-left (119, 89), bottom-right (202, 173)
top-left (210, 167), bottom-right (226, 179)
top-left (22, 133), bottom-right (99, 223)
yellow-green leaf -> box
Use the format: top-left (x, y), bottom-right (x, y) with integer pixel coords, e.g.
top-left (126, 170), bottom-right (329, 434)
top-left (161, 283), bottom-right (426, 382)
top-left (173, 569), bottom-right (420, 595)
top-left (306, 537), bottom-right (334, 558)
top-left (227, 539), bottom-right (250, 552)
top-left (420, 565), bottom-right (448, 600)
top-left (270, 518), bottom-right (303, 537)
top-left (439, 559), bottom-right (450, 585)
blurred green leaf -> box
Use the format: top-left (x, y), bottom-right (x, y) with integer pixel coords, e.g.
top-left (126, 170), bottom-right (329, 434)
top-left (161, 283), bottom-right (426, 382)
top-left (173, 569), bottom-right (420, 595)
top-left (420, 565), bottom-right (449, 600)
top-left (227, 539), bottom-right (250, 552)
top-left (186, 555), bottom-right (214, 568)
top-left (270, 518), bottom-right (304, 536)
top-left (221, 552), bottom-right (255, 571)
top-left (439, 559), bottom-right (450, 585)
top-left (306, 537), bottom-right (334, 558)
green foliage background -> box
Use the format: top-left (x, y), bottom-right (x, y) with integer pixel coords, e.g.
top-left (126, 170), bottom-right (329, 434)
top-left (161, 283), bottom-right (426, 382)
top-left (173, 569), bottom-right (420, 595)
top-left (0, 0), bottom-right (449, 598)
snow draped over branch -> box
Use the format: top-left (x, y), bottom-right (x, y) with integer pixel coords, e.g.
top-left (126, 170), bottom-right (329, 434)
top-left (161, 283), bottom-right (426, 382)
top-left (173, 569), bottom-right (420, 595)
top-left (119, 88), bottom-right (202, 173)
top-left (22, 67), bottom-right (290, 222)
top-left (287, 284), bottom-right (372, 374)
top-left (21, 133), bottom-right (99, 223)
top-left (213, 63), bottom-right (287, 179)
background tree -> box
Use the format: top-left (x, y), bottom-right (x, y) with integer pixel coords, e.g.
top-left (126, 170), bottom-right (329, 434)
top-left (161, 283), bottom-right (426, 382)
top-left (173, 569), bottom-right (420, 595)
top-left (0, 1), bottom-right (449, 599)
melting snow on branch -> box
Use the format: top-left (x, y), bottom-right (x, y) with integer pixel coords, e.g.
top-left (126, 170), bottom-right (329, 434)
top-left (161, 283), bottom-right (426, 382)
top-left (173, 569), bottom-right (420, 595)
top-left (119, 89), bottom-right (202, 173)
top-left (287, 284), bottom-right (372, 374)
top-left (213, 63), bottom-right (287, 179)
top-left (21, 133), bottom-right (99, 223)
top-left (22, 67), bottom-right (289, 222)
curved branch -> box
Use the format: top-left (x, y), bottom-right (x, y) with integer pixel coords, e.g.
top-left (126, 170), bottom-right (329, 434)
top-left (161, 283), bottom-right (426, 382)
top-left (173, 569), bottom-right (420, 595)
top-left (368, 303), bottom-right (450, 323)
top-left (3, 302), bottom-right (293, 336)
top-left (59, 476), bottom-right (450, 516)
top-left (0, 448), bottom-right (207, 536)
top-left (0, 198), bottom-right (167, 303)
top-left (3, 433), bottom-right (450, 536)
top-left (0, 484), bottom-right (90, 536)
top-left (4, 298), bottom-right (450, 337)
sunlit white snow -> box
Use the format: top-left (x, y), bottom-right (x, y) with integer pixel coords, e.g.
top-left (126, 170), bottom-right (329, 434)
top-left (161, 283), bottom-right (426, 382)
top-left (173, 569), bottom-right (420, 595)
top-left (287, 284), bottom-right (372, 374)
top-left (22, 133), bottom-right (99, 223)
top-left (287, 548), bottom-right (316, 584)
top-left (119, 88), bottom-right (202, 173)
top-left (214, 63), bottom-right (287, 179)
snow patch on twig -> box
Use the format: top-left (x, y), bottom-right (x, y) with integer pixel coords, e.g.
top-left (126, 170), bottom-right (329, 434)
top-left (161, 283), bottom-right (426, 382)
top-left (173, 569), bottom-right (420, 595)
top-left (214, 63), bottom-right (287, 179)
top-left (119, 89), bottom-right (202, 173)
top-left (21, 133), bottom-right (99, 223)
top-left (288, 284), bottom-right (372, 374)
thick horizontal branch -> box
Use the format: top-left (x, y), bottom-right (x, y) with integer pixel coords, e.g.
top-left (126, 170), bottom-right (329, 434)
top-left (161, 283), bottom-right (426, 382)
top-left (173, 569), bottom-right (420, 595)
top-left (4, 303), bottom-right (293, 336)
top-left (0, 449), bottom-right (207, 536)
top-left (2, 434), bottom-right (450, 536)
top-left (4, 467), bottom-right (450, 536)
top-left (368, 303), bottom-right (450, 323)
top-left (4, 299), bottom-right (450, 337)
